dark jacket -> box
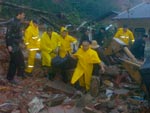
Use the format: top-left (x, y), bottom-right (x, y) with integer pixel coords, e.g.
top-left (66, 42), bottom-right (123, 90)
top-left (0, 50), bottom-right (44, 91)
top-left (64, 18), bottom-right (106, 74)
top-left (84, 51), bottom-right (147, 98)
top-left (130, 37), bottom-right (145, 59)
top-left (5, 17), bottom-right (23, 52)
top-left (93, 31), bottom-right (106, 46)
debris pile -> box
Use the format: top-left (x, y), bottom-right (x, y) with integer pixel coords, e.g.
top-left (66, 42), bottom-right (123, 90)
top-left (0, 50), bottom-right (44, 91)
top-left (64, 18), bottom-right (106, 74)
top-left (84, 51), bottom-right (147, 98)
top-left (0, 27), bottom-right (149, 113)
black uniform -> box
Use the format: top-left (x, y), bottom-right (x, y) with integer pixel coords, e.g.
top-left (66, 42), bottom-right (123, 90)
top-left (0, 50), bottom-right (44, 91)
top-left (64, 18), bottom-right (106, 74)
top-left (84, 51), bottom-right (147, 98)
top-left (6, 17), bottom-right (25, 81)
top-left (93, 30), bottom-right (106, 46)
top-left (130, 37), bottom-right (145, 60)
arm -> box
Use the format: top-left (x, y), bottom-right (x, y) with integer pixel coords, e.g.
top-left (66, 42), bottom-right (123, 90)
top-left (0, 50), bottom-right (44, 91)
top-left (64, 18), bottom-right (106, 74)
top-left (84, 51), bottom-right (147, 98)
top-left (99, 62), bottom-right (105, 73)
top-left (69, 48), bottom-right (80, 60)
top-left (24, 29), bottom-right (32, 47)
top-left (69, 53), bottom-right (78, 60)
top-left (114, 28), bottom-right (121, 38)
top-left (40, 32), bottom-right (52, 53)
top-left (129, 31), bottom-right (135, 43)
top-left (6, 30), bottom-right (13, 52)
top-left (69, 35), bottom-right (77, 44)
top-left (5, 19), bottom-right (15, 52)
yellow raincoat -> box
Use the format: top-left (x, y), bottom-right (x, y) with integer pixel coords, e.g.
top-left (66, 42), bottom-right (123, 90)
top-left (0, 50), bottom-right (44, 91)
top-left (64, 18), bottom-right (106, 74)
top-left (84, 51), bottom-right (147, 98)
top-left (40, 31), bottom-right (60, 66)
top-left (24, 21), bottom-right (40, 73)
top-left (59, 27), bottom-right (77, 58)
top-left (114, 28), bottom-right (134, 45)
top-left (71, 48), bottom-right (101, 90)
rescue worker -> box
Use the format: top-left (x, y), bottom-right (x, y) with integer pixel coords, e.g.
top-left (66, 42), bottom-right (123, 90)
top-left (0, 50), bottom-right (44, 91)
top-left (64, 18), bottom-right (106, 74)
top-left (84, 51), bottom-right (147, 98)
top-left (71, 39), bottom-right (105, 91)
top-left (6, 10), bottom-right (26, 84)
top-left (114, 25), bottom-right (134, 46)
top-left (40, 27), bottom-right (60, 77)
top-left (24, 20), bottom-right (40, 76)
top-left (59, 27), bottom-right (77, 58)
top-left (58, 27), bottom-right (77, 82)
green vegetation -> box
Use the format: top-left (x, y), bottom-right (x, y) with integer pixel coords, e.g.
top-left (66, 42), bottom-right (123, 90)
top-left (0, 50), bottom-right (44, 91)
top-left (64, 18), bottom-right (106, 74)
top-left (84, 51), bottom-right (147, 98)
top-left (0, 0), bottom-right (116, 23)
top-left (0, 0), bottom-right (142, 31)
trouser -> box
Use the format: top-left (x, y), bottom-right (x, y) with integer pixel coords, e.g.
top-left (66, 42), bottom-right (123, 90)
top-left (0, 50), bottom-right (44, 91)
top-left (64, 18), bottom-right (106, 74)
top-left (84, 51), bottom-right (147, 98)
top-left (41, 51), bottom-right (56, 67)
top-left (25, 50), bottom-right (37, 73)
top-left (42, 66), bottom-right (56, 80)
top-left (7, 49), bottom-right (25, 80)
top-left (61, 69), bottom-right (68, 83)
top-left (92, 64), bottom-right (100, 76)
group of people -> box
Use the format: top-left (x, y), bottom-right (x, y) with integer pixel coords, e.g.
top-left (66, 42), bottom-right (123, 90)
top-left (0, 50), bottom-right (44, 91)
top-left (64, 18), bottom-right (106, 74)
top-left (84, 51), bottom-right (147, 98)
top-left (5, 10), bottom-right (149, 92)
top-left (5, 10), bottom-right (105, 92)
top-left (95, 24), bottom-right (149, 61)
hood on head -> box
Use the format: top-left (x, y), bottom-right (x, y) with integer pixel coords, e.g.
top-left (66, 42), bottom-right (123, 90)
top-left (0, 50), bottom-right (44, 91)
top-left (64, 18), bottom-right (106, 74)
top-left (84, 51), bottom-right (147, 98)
top-left (60, 27), bottom-right (68, 33)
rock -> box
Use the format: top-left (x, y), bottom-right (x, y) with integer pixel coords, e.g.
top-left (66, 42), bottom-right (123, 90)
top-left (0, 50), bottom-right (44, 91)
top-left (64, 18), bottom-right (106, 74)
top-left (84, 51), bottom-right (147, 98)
top-left (114, 89), bottom-right (129, 95)
top-left (11, 110), bottom-right (21, 113)
top-left (103, 80), bottom-right (114, 87)
top-left (46, 94), bottom-right (66, 107)
top-left (28, 97), bottom-right (44, 113)
top-left (90, 76), bottom-right (101, 97)
top-left (43, 80), bottom-right (76, 95)
top-left (107, 101), bottom-right (115, 109)
top-left (76, 93), bottom-right (93, 107)
top-left (82, 106), bottom-right (97, 113)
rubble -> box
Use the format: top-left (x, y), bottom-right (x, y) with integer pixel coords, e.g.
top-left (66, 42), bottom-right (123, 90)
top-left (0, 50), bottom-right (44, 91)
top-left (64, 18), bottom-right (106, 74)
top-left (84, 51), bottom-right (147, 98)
top-left (0, 70), bottom-right (148, 113)
top-left (0, 30), bottom-right (149, 113)
top-left (28, 97), bottom-right (44, 113)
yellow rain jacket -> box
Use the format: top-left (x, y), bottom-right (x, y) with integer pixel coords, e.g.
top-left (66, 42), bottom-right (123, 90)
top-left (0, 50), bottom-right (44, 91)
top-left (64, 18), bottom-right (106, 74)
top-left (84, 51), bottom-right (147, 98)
top-left (59, 27), bottom-right (77, 58)
top-left (114, 28), bottom-right (134, 45)
top-left (71, 48), bottom-right (101, 90)
top-left (40, 31), bottom-right (60, 66)
top-left (24, 21), bottom-right (40, 50)
top-left (24, 21), bottom-right (40, 73)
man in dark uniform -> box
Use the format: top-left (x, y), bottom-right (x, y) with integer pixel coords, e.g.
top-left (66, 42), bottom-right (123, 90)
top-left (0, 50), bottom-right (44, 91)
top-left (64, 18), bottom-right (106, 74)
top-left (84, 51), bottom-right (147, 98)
top-left (130, 34), bottom-right (148, 61)
top-left (93, 27), bottom-right (106, 46)
top-left (6, 10), bottom-right (26, 84)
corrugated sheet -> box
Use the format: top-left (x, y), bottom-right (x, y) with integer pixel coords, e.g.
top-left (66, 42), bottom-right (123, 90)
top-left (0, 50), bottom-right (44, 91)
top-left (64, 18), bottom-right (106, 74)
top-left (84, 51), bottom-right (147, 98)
top-left (113, 2), bottom-right (150, 19)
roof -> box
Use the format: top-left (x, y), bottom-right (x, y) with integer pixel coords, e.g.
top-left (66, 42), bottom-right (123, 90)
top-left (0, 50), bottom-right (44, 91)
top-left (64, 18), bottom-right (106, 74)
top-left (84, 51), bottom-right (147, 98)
top-left (94, 11), bottom-right (118, 22)
top-left (113, 2), bottom-right (150, 20)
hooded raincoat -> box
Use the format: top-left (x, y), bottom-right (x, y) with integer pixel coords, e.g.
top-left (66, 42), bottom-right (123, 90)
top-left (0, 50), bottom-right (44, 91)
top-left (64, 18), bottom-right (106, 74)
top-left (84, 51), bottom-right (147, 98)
top-left (71, 48), bottom-right (101, 90)
top-left (40, 31), bottom-right (60, 66)
top-left (24, 21), bottom-right (40, 73)
top-left (59, 27), bottom-right (77, 58)
top-left (114, 28), bottom-right (134, 45)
